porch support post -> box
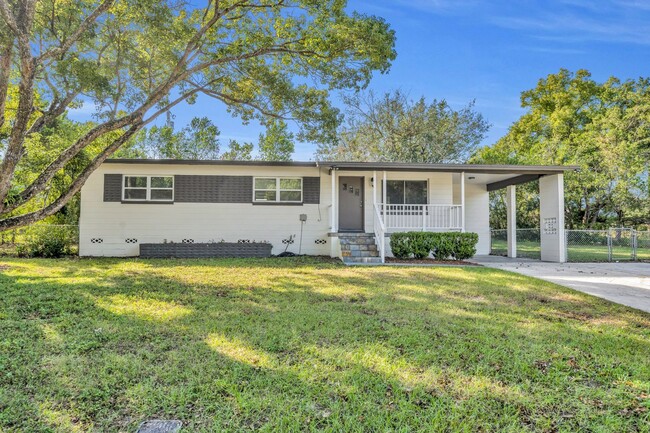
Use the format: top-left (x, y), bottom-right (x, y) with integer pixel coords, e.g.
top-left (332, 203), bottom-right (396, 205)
top-left (539, 173), bottom-right (566, 263)
top-left (460, 172), bottom-right (465, 232)
top-left (506, 185), bottom-right (517, 258)
top-left (382, 171), bottom-right (387, 226)
top-left (330, 168), bottom-right (337, 233)
top-left (373, 170), bottom-right (377, 206)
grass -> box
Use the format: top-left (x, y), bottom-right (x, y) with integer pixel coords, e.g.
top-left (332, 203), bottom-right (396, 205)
top-left (1, 257), bottom-right (649, 432)
top-left (491, 239), bottom-right (650, 262)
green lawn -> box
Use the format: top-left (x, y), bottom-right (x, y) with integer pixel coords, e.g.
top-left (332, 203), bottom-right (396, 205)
top-left (1, 257), bottom-right (649, 432)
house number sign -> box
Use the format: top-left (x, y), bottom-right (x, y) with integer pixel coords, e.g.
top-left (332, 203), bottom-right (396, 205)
top-left (543, 217), bottom-right (558, 235)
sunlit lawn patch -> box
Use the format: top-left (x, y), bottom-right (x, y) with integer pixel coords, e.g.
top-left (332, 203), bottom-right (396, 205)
top-left (1, 257), bottom-right (649, 432)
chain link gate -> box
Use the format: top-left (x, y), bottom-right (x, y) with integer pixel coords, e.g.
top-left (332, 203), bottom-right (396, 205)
top-left (635, 230), bottom-right (650, 261)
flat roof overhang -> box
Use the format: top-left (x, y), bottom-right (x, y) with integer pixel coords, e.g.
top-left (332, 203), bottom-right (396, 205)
top-left (106, 159), bottom-right (578, 174)
top-left (105, 159), bottom-right (578, 191)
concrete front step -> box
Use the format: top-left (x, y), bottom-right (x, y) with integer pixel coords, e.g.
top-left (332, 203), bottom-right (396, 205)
top-left (339, 237), bottom-right (376, 245)
top-left (343, 256), bottom-right (383, 264)
top-left (340, 244), bottom-right (378, 251)
top-left (338, 233), bottom-right (380, 261)
top-left (341, 250), bottom-right (379, 258)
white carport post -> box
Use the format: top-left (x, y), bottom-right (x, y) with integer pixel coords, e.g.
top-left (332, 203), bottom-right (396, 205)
top-left (506, 185), bottom-right (517, 258)
top-left (539, 173), bottom-right (567, 263)
top-left (330, 168), bottom-right (337, 233)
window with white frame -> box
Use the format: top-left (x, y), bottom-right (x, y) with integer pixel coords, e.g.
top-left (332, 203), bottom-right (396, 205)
top-left (385, 180), bottom-right (428, 204)
top-left (123, 175), bottom-right (174, 202)
top-left (253, 177), bottom-right (302, 202)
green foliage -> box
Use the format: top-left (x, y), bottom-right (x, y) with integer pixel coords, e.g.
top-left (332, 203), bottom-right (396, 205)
top-left (390, 232), bottom-right (478, 260)
top-left (389, 233), bottom-right (411, 259)
top-left (453, 232), bottom-right (479, 260)
top-left (317, 90), bottom-right (490, 162)
top-left (220, 140), bottom-right (254, 161)
top-left (258, 120), bottom-right (294, 161)
top-left (472, 69), bottom-right (650, 229)
top-left (116, 117), bottom-right (220, 159)
top-left (16, 226), bottom-right (76, 258)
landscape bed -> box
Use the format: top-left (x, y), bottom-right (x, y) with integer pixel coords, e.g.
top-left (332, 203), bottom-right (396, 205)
top-left (0, 257), bottom-right (649, 432)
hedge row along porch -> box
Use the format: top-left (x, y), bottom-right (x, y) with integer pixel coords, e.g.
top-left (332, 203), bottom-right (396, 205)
top-left (79, 160), bottom-right (576, 263)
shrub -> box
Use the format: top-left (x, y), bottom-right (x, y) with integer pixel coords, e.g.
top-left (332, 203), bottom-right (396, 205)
top-left (389, 232), bottom-right (479, 261)
top-left (453, 232), bottom-right (478, 260)
top-left (17, 226), bottom-right (76, 258)
top-left (410, 232), bottom-right (431, 259)
top-left (390, 233), bottom-right (411, 259)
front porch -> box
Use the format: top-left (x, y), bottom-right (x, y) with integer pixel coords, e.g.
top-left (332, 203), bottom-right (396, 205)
top-left (324, 161), bottom-right (575, 264)
top-left (329, 167), bottom-right (471, 263)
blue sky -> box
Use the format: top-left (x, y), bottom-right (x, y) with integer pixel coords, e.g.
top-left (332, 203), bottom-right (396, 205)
top-left (70, 0), bottom-right (650, 160)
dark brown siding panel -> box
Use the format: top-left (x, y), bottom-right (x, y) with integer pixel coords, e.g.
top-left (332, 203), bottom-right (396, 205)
top-left (175, 175), bottom-right (253, 203)
top-left (217, 175), bottom-right (253, 203)
top-left (175, 175), bottom-right (220, 202)
top-left (303, 177), bottom-right (320, 204)
top-left (103, 174), bottom-right (122, 202)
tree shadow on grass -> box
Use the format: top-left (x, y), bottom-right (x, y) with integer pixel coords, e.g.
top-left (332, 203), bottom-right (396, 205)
top-left (1, 258), bottom-right (649, 432)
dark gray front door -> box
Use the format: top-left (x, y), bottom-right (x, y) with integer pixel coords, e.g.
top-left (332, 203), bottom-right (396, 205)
top-left (339, 176), bottom-right (364, 232)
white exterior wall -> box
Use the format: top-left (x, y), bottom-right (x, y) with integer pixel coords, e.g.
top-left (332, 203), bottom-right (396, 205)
top-left (464, 181), bottom-right (490, 255)
top-left (80, 164), bottom-right (333, 257)
top-left (80, 163), bottom-right (493, 258)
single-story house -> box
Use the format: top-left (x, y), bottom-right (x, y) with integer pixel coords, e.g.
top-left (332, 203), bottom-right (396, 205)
top-left (79, 160), bottom-right (576, 263)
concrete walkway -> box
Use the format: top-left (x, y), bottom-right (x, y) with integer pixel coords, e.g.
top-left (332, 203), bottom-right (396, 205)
top-left (472, 255), bottom-right (650, 314)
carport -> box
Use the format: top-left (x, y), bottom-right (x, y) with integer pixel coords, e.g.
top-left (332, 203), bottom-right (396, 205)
top-left (487, 167), bottom-right (578, 263)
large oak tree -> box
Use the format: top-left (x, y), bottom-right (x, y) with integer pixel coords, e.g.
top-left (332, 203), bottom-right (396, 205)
top-left (0, 0), bottom-right (395, 230)
top-left (473, 69), bottom-right (650, 229)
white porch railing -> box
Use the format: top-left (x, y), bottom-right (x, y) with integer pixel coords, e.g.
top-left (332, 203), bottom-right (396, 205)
top-left (379, 204), bottom-right (463, 231)
top-left (373, 203), bottom-right (386, 263)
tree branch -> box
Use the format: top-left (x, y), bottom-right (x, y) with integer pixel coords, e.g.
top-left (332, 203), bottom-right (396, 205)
top-left (26, 90), bottom-right (80, 135)
top-left (0, 38), bottom-right (12, 128)
top-left (36, 0), bottom-right (116, 64)
top-left (0, 124), bottom-right (142, 231)
top-left (0, 0), bottom-right (38, 211)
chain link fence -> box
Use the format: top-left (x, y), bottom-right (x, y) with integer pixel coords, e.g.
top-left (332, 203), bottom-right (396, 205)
top-left (491, 227), bottom-right (650, 262)
top-left (0, 224), bottom-right (79, 255)
top-left (637, 231), bottom-right (650, 261)
top-left (489, 228), bottom-right (541, 259)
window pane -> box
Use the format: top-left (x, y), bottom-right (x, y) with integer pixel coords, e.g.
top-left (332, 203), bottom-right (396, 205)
top-left (280, 191), bottom-right (301, 202)
top-left (280, 178), bottom-right (301, 190)
top-left (151, 189), bottom-right (173, 200)
top-left (125, 176), bottom-right (147, 188)
top-left (124, 189), bottom-right (146, 200)
top-left (255, 190), bottom-right (277, 201)
top-left (405, 181), bottom-right (427, 204)
top-left (386, 181), bottom-right (405, 204)
top-left (255, 178), bottom-right (277, 189)
top-left (151, 176), bottom-right (173, 188)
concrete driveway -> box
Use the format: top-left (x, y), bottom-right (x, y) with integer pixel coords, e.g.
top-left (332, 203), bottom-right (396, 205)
top-left (472, 255), bottom-right (650, 313)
